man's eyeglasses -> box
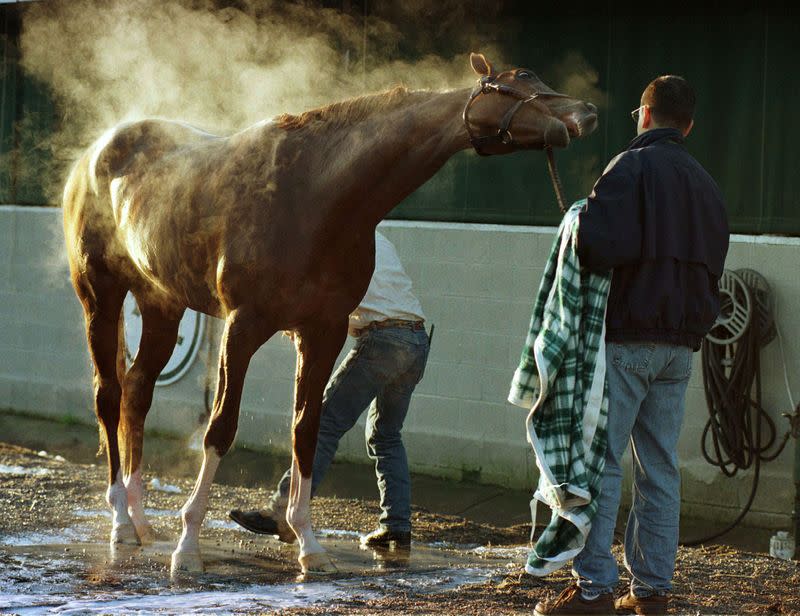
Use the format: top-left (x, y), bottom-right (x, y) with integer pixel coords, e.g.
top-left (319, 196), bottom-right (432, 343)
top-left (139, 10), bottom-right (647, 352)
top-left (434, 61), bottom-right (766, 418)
top-left (631, 105), bottom-right (647, 123)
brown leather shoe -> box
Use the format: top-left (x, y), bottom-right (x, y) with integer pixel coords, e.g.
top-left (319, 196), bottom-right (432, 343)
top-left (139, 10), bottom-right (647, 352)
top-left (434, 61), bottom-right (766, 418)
top-left (534, 584), bottom-right (615, 615)
top-left (614, 590), bottom-right (668, 615)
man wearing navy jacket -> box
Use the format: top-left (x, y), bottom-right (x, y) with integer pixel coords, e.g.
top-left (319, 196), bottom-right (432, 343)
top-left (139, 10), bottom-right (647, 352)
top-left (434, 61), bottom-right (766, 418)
top-left (535, 76), bottom-right (729, 616)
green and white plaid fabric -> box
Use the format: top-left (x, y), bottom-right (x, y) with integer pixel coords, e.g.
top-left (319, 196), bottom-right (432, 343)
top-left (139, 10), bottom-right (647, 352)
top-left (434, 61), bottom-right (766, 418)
top-left (508, 200), bottom-right (612, 576)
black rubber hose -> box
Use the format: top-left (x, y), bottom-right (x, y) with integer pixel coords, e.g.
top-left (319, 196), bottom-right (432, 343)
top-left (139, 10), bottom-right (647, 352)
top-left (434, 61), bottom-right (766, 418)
top-left (682, 295), bottom-right (789, 546)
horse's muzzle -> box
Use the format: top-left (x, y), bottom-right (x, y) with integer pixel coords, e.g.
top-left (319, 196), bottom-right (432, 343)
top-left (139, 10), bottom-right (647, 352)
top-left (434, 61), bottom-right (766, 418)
top-left (557, 114), bottom-right (597, 143)
top-left (544, 117), bottom-right (571, 148)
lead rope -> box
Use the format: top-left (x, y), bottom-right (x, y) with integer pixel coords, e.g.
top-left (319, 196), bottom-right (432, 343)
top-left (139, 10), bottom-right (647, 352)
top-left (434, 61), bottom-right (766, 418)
top-left (545, 146), bottom-right (568, 214)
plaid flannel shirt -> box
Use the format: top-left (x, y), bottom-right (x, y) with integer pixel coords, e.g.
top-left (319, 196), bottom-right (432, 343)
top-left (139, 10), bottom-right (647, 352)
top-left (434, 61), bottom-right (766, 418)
top-left (508, 200), bottom-right (612, 576)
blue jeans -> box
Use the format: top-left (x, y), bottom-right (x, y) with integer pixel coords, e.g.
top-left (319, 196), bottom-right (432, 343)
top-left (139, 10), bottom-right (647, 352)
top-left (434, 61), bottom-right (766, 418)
top-left (277, 325), bottom-right (430, 532)
top-left (573, 342), bottom-right (692, 597)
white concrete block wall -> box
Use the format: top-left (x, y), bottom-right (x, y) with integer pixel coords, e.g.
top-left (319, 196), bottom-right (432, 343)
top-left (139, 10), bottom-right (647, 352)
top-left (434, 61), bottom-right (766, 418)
top-left (1, 205), bottom-right (797, 527)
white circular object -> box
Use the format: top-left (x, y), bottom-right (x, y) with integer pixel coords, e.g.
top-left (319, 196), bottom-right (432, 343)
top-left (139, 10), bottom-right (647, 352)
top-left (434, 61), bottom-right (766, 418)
top-left (706, 270), bottom-right (752, 345)
top-left (123, 293), bottom-right (206, 386)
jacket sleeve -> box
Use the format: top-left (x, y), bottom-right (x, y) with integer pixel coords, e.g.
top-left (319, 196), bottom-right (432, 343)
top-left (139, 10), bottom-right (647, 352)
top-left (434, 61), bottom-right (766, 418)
top-left (576, 152), bottom-right (643, 272)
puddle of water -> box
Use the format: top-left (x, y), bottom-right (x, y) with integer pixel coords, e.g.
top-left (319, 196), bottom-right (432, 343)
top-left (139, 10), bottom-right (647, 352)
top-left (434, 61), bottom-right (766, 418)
top-left (470, 545), bottom-right (529, 559)
top-left (0, 533), bottom-right (508, 615)
top-left (2, 566), bottom-right (502, 615)
top-left (0, 464), bottom-right (51, 476)
top-left (72, 508), bottom-right (244, 531)
top-left (149, 478), bottom-right (183, 494)
top-left (316, 528), bottom-right (361, 539)
top-left (144, 508), bottom-right (181, 517)
top-left (2, 581), bottom-right (378, 615)
top-left (0, 527), bottom-right (93, 546)
top-left (205, 519), bottom-right (241, 531)
top-left (73, 509), bottom-right (111, 519)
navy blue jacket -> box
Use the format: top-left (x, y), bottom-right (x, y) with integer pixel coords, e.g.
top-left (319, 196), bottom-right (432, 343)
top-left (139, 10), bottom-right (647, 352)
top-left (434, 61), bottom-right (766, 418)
top-left (576, 127), bottom-right (729, 351)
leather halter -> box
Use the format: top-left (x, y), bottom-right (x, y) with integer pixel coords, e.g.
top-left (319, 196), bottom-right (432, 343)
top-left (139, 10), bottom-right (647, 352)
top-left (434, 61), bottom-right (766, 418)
top-left (462, 74), bottom-right (572, 212)
top-left (462, 74), bottom-right (571, 156)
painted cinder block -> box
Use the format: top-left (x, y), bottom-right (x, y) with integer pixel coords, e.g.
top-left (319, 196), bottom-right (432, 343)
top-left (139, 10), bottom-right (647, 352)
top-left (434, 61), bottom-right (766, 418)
top-left (457, 297), bottom-right (510, 332)
top-left (2, 208), bottom-right (798, 525)
top-left (481, 367), bottom-right (514, 402)
top-left (413, 393), bottom-right (462, 435)
top-left (0, 209), bottom-right (16, 288)
top-left (9, 208), bottom-right (67, 277)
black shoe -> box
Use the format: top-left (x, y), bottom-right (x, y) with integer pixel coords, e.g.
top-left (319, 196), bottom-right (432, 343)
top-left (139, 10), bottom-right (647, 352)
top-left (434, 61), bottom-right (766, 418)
top-left (229, 509), bottom-right (279, 534)
top-left (359, 527), bottom-right (411, 548)
top-left (228, 508), bottom-right (296, 543)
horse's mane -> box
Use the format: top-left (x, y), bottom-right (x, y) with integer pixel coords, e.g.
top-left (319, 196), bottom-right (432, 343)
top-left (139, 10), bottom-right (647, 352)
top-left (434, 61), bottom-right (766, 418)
top-left (276, 86), bottom-right (429, 131)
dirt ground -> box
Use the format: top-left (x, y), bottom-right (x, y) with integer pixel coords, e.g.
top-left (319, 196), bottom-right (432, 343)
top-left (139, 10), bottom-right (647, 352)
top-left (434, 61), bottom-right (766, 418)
top-left (1, 442), bottom-right (799, 615)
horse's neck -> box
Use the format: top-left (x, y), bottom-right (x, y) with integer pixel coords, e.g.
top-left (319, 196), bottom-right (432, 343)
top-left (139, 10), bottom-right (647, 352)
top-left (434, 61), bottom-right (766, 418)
top-left (305, 88), bottom-right (472, 227)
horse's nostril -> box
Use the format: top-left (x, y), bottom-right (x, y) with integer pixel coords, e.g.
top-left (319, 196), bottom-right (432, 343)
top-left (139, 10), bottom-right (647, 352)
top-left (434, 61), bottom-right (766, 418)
top-left (586, 102), bottom-right (598, 114)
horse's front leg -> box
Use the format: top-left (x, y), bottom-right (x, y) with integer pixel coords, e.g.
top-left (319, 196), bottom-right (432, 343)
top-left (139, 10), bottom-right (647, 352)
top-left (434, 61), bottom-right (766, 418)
top-left (170, 308), bottom-right (274, 575)
top-left (287, 319), bottom-right (348, 575)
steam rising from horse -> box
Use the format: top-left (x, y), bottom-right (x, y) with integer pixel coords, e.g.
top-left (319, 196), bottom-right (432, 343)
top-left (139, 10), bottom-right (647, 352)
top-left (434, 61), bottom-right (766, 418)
top-left (62, 53), bottom-right (598, 575)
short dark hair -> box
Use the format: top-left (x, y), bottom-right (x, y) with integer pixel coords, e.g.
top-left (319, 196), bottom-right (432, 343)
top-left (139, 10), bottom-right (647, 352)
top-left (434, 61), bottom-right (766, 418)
top-left (641, 75), bottom-right (695, 131)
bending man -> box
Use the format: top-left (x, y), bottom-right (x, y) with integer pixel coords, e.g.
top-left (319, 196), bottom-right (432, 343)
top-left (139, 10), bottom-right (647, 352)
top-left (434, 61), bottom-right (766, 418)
top-left (230, 230), bottom-right (429, 548)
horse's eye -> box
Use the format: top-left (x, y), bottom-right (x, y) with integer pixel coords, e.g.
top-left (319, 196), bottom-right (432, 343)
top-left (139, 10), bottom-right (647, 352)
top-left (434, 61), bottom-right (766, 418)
top-left (516, 71), bottom-right (532, 79)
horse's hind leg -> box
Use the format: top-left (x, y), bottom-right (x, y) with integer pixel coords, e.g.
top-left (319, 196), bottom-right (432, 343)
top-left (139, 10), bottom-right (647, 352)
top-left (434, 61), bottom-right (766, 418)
top-left (171, 307), bottom-right (274, 574)
top-left (287, 318), bottom-right (348, 575)
top-left (119, 300), bottom-right (182, 543)
top-left (72, 271), bottom-right (137, 545)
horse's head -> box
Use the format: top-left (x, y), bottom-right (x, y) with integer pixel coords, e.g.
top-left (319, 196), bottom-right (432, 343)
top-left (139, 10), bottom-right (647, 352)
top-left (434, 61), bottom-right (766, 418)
top-left (463, 52), bottom-right (598, 155)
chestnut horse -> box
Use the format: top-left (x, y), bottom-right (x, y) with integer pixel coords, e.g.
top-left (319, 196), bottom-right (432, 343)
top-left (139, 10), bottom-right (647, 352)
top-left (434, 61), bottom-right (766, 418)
top-left (62, 53), bottom-right (598, 575)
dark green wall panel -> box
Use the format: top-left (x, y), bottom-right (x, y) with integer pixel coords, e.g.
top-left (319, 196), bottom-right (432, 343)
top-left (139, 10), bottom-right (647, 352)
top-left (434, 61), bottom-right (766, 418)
top-left (390, 6), bottom-right (800, 235)
top-left (0, 5), bottom-right (53, 206)
top-left (1, 2), bottom-right (798, 234)
top-left (762, 15), bottom-right (800, 235)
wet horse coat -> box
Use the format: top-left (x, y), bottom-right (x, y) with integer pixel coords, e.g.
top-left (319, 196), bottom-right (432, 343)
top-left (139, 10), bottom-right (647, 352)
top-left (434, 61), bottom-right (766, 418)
top-left (62, 54), bottom-right (598, 574)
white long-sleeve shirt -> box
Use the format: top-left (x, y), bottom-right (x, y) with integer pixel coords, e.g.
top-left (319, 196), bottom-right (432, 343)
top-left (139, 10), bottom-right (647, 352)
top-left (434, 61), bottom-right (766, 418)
top-left (348, 232), bottom-right (426, 333)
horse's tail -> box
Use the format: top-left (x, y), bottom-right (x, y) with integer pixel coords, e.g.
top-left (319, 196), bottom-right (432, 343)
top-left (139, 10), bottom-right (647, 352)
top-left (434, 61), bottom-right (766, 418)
top-left (65, 121), bottom-right (139, 201)
top-left (62, 150), bottom-right (95, 294)
top-left (62, 125), bottom-right (137, 277)
top-left (62, 143), bottom-right (117, 298)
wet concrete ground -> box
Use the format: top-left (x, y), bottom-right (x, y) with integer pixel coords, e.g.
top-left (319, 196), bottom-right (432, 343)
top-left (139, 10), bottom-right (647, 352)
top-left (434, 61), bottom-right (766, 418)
top-left (0, 411), bottom-right (778, 552)
top-left (0, 413), bottom-right (529, 614)
top-left (1, 412), bottom-right (798, 615)
top-left (0, 412), bottom-right (534, 528)
top-left (1, 532), bottom-right (518, 614)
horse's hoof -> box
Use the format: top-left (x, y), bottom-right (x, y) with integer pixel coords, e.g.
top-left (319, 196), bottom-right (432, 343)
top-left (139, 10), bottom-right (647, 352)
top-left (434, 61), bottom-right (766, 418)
top-left (299, 552), bottom-right (338, 576)
top-left (134, 523), bottom-right (158, 545)
top-left (110, 523), bottom-right (141, 546)
top-left (277, 527), bottom-right (298, 544)
top-left (171, 549), bottom-right (204, 575)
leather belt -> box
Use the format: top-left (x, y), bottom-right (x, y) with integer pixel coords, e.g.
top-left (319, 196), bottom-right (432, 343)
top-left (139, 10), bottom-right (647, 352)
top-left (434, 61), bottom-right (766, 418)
top-left (355, 319), bottom-right (425, 336)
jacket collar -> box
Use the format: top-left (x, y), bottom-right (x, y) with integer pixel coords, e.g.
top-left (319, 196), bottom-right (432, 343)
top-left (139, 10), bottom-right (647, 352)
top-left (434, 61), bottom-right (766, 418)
top-left (627, 127), bottom-right (684, 151)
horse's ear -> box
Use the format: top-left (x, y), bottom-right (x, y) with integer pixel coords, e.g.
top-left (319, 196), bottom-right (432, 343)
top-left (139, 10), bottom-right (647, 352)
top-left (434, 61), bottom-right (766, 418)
top-left (470, 52), bottom-right (494, 77)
